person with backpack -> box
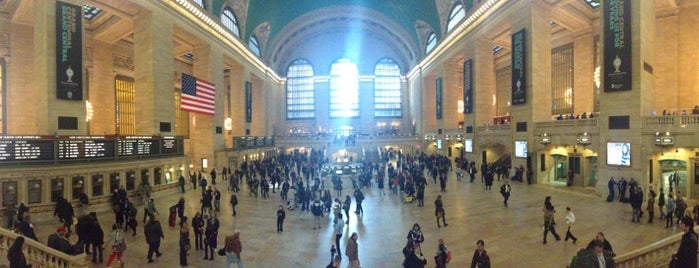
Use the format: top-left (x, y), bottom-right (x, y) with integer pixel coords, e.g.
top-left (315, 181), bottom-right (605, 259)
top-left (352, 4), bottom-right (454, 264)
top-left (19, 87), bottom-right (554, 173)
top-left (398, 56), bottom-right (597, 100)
top-left (311, 198), bottom-right (324, 230)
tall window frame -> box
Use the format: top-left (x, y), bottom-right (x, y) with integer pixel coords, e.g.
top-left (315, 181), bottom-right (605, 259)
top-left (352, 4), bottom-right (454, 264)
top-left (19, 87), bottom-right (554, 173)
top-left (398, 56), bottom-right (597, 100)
top-left (551, 43), bottom-right (574, 115)
top-left (446, 2), bottom-right (466, 33)
top-left (174, 88), bottom-right (190, 137)
top-left (221, 7), bottom-right (241, 37)
top-left (495, 67), bottom-right (511, 116)
top-left (329, 58), bottom-right (360, 118)
top-left (426, 32), bottom-right (437, 54)
top-left (115, 75), bottom-right (136, 135)
top-left (249, 35), bottom-right (261, 57)
top-left (286, 59), bottom-right (315, 120)
top-left (374, 58), bottom-right (402, 118)
top-left (0, 58), bottom-right (5, 134)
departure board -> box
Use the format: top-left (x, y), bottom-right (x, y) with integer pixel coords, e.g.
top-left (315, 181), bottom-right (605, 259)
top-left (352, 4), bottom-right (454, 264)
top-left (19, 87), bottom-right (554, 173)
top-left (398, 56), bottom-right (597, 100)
top-left (117, 136), bottom-right (159, 156)
top-left (0, 136), bottom-right (55, 161)
top-left (57, 136), bottom-right (115, 159)
top-left (160, 136), bottom-right (180, 155)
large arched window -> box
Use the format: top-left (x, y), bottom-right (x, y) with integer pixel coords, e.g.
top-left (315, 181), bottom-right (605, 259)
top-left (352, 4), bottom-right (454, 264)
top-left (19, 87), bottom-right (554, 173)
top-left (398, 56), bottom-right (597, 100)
top-left (192, 0), bottom-right (204, 8)
top-left (329, 58), bottom-right (359, 118)
top-left (425, 32), bottom-right (437, 54)
top-left (221, 7), bottom-right (240, 37)
top-left (374, 58), bottom-right (402, 118)
top-left (249, 35), bottom-right (261, 57)
top-left (286, 59), bottom-right (315, 120)
top-left (446, 2), bottom-right (465, 33)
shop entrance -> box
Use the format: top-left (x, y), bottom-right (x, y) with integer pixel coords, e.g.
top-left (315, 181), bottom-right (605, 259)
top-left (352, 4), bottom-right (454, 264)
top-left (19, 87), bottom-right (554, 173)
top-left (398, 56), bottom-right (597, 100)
top-left (552, 154), bottom-right (568, 182)
top-left (659, 159), bottom-right (686, 195)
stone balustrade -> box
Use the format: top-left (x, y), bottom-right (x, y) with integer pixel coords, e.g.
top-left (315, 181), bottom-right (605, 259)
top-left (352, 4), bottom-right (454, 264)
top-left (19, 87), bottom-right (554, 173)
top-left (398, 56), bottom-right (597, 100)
top-left (0, 227), bottom-right (90, 268)
top-left (614, 226), bottom-right (699, 268)
top-left (644, 114), bottom-right (699, 127)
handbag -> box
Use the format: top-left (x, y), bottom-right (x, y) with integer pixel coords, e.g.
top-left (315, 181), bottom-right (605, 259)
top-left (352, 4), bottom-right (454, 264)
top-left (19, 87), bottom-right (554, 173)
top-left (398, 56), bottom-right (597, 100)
top-left (218, 248), bottom-right (226, 256)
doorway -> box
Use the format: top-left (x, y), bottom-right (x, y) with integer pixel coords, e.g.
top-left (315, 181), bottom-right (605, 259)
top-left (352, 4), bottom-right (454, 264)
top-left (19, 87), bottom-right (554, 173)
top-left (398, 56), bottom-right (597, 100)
top-left (659, 159), bottom-right (687, 196)
top-left (552, 155), bottom-right (568, 182)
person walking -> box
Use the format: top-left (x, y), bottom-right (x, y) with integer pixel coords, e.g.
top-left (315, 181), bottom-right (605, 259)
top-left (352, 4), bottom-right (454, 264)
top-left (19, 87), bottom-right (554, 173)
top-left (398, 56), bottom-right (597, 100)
top-left (564, 207), bottom-right (578, 243)
top-left (647, 186), bottom-right (656, 223)
top-left (213, 187), bottom-right (222, 212)
top-left (192, 212), bottom-right (204, 251)
top-left (311, 198), bottom-right (323, 230)
top-left (230, 192), bottom-right (239, 216)
top-left (144, 218), bottom-right (164, 263)
top-left (89, 213), bottom-right (104, 263)
top-left (658, 188), bottom-right (666, 220)
top-left (178, 174), bottom-right (186, 193)
top-left (105, 224), bottom-right (125, 267)
top-left (343, 196), bottom-right (351, 224)
top-left (179, 216), bottom-right (190, 267)
top-left (353, 188), bottom-right (364, 215)
top-left (333, 214), bottom-right (345, 256)
top-left (6, 202), bottom-right (16, 229)
top-left (470, 239), bottom-right (490, 268)
top-left (224, 230), bottom-right (243, 268)
top-left (407, 223), bottom-right (425, 249)
top-left (203, 212), bottom-right (220, 261)
top-left (404, 245), bottom-right (427, 268)
top-left (345, 232), bottom-right (360, 268)
top-left (672, 216), bottom-right (698, 268)
top-left (276, 205), bottom-right (286, 232)
top-left (143, 199), bottom-right (158, 223)
top-left (543, 196), bottom-right (561, 244)
top-left (435, 238), bottom-right (450, 268)
top-left (434, 195), bottom-right (448, 228)
top-left (500, 180), bottom-right (511, 207)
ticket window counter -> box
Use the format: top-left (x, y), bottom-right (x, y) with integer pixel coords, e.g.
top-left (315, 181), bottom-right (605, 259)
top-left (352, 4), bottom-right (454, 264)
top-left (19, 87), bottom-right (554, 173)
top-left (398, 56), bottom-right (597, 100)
top-left (92, 174), bottom-right (104, 197)
top-left (72, 176), bottom-right (85, 200)
top-left (2, 181), bottom-right (18, 207)
top-left (141, 169), bottom-right (151, 186)
top-left (109, 173), bottom-right (120, 194)
top-left (126, 170), bottom-right (136, 191)
top-left (154, 168), bottom-right (162, 185)
top-left (27, 180), bottom-right (41, 205)
top-left (51, 178), bottom-right (64, 203)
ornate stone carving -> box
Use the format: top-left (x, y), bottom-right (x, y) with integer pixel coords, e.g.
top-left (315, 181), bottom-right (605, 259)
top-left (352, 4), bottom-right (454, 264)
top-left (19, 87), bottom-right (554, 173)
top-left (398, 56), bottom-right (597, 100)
top-left (0, 32), bottom-right (10, 55)
top-left (113, 53), bottom-right (134, 71)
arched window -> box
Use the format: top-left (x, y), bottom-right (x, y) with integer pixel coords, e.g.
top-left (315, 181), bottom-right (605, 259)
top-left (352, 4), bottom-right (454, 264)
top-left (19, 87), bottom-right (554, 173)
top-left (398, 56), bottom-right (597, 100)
top-left (374, 58), bottom-right (402, 118)
top-left (221, 7), bottom-right (240, 37)
top-left (329, 58), bottom-right (359, 118)
top-left (249, 35), bottom-right (261, 57)
top-left (286, 59), bottom-right (315, 120)
top-left (446, 2), bottom-right (465, 32)
top-left (192, 0), bottom-right (204, 8)
top-left (426, 32), bottom-right (437, 54)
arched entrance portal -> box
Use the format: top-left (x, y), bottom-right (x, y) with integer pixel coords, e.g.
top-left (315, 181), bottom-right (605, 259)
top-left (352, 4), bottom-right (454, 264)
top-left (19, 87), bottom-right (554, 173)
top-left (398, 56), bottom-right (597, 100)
top-left (659, 159), bottom-right (686, 195)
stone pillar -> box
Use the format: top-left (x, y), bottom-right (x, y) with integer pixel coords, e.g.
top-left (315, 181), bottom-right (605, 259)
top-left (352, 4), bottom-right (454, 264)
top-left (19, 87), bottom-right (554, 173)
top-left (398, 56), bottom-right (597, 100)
top-left (597, 0), bottom-right (655, 192)
top-left (443, 60), bottom-right (461, 130)
top-left (191, 45), bottom-right (224, 171)
top-left (133, 10), bottom-right (174, 135)
top-left (473, 38), bottom-right (495, 127)
top-left (35, 0), bottom-right (86, 135)
top-left (227, 63), bottom-right (246, 137)
top-left (89, 40), bottom-right (116, 135)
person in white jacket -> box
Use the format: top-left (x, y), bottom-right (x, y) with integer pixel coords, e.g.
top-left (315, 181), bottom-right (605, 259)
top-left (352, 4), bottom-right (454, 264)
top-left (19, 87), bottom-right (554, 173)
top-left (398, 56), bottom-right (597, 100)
top-left (564, 207), bottom-right (578, 243)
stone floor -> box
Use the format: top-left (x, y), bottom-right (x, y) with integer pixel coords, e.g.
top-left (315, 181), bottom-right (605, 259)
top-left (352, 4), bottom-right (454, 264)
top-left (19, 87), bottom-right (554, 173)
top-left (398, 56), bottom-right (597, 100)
top-left (8, 173), bottom-right (686, 268)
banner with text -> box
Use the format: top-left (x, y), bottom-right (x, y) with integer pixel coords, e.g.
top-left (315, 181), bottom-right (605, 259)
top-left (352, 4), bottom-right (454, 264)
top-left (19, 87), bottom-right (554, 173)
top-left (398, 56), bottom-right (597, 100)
top-left (245, 81), bottom-right (252, 123)
top-left (603, 0), bottom-right (632, 92)
top-left (436, 77), bottom-right (443, 120)
top-left (463, 59), bottom-right (473, 114)
top-left (55, 1), bottom-right (83, 100)
top-left (511, 29), bottom-right (526, 105)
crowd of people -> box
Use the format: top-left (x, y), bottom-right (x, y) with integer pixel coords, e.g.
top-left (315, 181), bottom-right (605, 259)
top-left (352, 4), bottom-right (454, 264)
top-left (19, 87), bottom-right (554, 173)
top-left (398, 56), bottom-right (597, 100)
top-left (3, 147), bottom-right (697, 267)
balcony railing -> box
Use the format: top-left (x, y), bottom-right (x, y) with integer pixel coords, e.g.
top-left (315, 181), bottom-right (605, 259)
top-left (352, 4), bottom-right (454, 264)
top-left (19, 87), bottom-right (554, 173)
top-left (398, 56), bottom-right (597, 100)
top-left (614, 226), bottom-right (699, 268)
top-left (534, 118), bottom-right (599, 129)
top-left (0, 227), bottom-right (90, 267)
top-left (476, 123), bottom-right (511, 132)
top-left (644, 114), bottom-right (699, 128)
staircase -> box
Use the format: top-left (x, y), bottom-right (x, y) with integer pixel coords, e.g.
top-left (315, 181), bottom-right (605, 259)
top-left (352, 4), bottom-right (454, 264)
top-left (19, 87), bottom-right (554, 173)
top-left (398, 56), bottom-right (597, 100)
top-left (0, 227), bottom-right (90, 267)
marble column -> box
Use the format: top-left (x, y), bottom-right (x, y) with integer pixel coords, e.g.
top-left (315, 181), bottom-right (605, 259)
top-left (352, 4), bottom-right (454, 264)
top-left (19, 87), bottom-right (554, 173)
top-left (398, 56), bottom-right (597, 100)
top-left (191, 44), bottom-right (224, 171)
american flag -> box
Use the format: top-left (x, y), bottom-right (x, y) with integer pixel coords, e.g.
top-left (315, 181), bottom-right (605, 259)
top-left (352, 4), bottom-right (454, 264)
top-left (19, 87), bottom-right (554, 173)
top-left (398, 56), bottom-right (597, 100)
top-left (181, 73), bottom-right (215, 116)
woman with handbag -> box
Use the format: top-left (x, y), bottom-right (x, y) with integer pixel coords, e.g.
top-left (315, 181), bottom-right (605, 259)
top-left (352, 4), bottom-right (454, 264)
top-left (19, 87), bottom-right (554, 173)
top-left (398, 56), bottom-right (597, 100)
top-left (106, 224), bottom-right (125, 267)
top-left (179, 216), bottom-right (190, 266)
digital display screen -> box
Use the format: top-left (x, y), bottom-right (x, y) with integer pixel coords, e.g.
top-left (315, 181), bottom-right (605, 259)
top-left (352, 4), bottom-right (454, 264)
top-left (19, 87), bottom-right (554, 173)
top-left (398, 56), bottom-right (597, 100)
top-left (607, 142), bottom-right (631, 166)
top-left (58, 136), bottom-right (115, 159)
top-left (160, 137), bottom-right (179, 155)
top-left (0, 136), bottom-right (54, 162)
top-left (437, 139), bottom-right (442, 150)
top-left (515, 141), bottom-right (528, 158)
top-left (464, 139), bottom-right (473, 152)
top-left (117, 136), bottom-right (159, 156)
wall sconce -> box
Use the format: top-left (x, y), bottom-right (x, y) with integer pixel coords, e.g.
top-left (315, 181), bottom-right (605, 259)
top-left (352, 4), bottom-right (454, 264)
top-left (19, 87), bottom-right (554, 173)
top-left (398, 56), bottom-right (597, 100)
top-left (180, 166), bottom-right (185, 171)
top-left (445, 134), bottom-right (451, 141)
top-left (7, 185), bottom-right (14, 191)
top-left (57, 182), bottom-right (63, 187)
top-left (224, 117), bottom-right (233, 131)
top-left (33, 183), bottom-right (40, 189)
top-left (577, 132), bottom-right (591, 145)
top-left (539, 133), bottom-right (551, 144)
top-left (169, 168), bottom-right (174, 172)
top-left (456, 134), bottom-right (463, 141)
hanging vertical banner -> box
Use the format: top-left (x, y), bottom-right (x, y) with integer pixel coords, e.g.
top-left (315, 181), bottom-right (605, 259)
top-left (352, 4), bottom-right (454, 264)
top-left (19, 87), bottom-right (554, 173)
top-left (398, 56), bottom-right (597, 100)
top-left (245, 81), bottom-right (252, 123)
top-left (463, 59), bottom-right (473, 114)
top-left (436, 77), bottom-right (443, 120)
top-left (55, 1), bottom-right (83, 100)
top-left (511, 28), bottom-right (526, 105)
top-left (603, 0), bottom-right (632, 92)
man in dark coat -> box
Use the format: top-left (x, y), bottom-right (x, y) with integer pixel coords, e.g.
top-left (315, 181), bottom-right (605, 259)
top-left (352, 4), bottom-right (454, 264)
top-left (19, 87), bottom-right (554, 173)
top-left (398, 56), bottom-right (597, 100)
top-left (75, 214), bottom-right (93, 254)
top-left (89, 212), bottom-right (104, 263)
top-left (47, 226), bottom-right (73, 255)
top-left (144, 218), bottom-right (164, 263)
top-left (674, 216), bottom-right (698, 268)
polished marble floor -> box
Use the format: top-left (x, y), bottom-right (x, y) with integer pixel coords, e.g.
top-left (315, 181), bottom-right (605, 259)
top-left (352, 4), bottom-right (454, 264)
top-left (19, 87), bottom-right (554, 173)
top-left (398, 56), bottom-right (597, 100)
top-left (8, 173), bottom-right (685, 268)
